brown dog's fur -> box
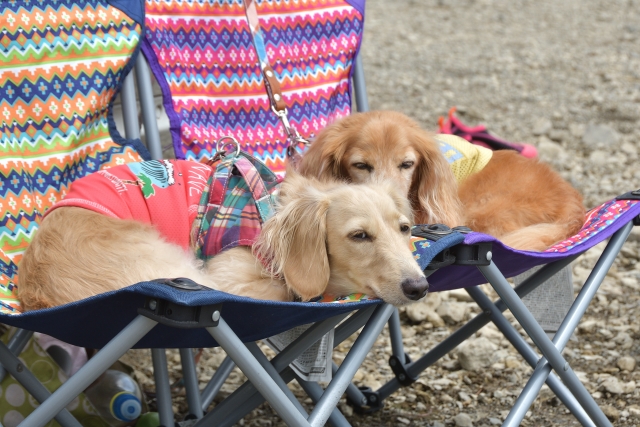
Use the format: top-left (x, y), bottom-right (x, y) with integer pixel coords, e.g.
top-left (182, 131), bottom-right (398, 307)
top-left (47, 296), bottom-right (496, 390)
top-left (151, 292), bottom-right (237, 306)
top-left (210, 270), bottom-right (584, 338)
top-left (299, 111), bottom-right (585, 251)
top-left (18, 169), bottom-right (426, 310)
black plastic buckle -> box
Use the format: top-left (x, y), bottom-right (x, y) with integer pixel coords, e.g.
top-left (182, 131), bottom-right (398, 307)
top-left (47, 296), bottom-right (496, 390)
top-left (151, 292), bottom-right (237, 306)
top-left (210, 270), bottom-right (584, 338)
top-left (412, 224), bottom-right (474, 270)
top-left (347, 386), bottom-right (384, 414)
top-left (616, 189), bottom-right (640, 201)
top-left (617, 191), bottom-right (640, 225)
top-left (452, 242), bottom-right (493, 266)
top-left (411, 224), bottom-right (472, 241)
top-left (389, 353), bottom-right (417, 386)
top-left (138, 278), bottom-right (222, 329)
top-left (155, 277), bottom-right (206, 291)
top-left (425, 248), bottom-right (456, 270)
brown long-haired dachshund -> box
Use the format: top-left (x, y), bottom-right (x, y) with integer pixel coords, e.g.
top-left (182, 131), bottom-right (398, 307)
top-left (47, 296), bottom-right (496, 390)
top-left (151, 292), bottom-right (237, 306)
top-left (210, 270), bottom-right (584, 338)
top-left (299, 111), bottom-right (585, 251)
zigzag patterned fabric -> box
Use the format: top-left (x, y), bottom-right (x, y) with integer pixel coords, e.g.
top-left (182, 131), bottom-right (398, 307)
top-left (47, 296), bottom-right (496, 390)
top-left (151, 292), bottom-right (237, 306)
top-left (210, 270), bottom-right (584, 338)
top-left (545, 199), bottom-right (639, 253)
top-left (142, 0), bottom-right (364, 173)
top-left (0, 0), bottom-right (147, 314)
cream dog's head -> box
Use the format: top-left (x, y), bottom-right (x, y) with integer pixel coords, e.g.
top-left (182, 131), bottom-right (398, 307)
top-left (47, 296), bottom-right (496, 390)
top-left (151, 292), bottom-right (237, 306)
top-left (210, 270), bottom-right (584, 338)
top-left (254, 169), bottom-right (428, 306)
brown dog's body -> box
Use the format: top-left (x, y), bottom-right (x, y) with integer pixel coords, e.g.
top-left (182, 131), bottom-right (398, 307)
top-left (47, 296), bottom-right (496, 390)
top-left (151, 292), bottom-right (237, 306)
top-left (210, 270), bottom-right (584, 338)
top-left (299, 111), bottom-right (585, 251)
top-left (18, 169), bottom-right (428, 310)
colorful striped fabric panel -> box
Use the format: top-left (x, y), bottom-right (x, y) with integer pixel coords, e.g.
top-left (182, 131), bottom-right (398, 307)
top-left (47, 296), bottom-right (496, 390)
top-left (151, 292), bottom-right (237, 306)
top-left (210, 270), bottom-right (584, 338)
top-left (545, 199), bottom-right (639, 253)
top-left (0, 0), bottom-right (147, 314)
top-left (142, 0), bottom-right (364, 174)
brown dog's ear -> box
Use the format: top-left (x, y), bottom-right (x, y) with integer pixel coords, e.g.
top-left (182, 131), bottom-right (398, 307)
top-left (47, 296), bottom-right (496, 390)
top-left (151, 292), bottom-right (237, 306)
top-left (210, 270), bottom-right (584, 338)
top-left (409, 129), bottom-right (464, 227)
top-left (254, 171), bottom-right (331, 300)
top-left (298, 118), bottom-right (354, 181)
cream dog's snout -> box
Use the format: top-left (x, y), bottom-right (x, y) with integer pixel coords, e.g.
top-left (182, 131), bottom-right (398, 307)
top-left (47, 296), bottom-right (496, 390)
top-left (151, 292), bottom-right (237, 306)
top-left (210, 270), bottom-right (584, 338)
top-left (401, 276), bottom-right (429, 300)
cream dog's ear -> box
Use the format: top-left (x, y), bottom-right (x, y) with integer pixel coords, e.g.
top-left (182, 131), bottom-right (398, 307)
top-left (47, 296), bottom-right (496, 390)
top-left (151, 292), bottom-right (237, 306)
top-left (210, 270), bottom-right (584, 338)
top-left (254, 171), bottom-right (331, 300)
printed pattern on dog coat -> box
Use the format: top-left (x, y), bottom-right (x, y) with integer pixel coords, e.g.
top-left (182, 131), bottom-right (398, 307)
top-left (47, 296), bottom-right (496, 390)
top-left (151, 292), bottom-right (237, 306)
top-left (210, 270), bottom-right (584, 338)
top-left (435, 133), bottom-right (493, 183)
top-left (45, 158), bottom-right (279, 259)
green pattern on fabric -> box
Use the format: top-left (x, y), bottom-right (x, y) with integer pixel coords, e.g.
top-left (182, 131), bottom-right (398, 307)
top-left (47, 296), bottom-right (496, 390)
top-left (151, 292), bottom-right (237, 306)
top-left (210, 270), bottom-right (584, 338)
top-left (139, 173), bottom-right (155, 198)
top-left (0, 328), bottom-right (109, 427)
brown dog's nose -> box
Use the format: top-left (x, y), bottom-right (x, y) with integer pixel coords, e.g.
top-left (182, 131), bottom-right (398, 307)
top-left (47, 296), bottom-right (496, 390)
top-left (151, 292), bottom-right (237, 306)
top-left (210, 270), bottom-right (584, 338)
top-left (401, 277), bottom-right (429, 300)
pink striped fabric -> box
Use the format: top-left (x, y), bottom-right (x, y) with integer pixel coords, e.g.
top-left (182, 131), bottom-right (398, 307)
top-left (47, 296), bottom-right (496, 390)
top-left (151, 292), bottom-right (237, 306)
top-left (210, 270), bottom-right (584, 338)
top-left (142, 0), bottom-right (364, 174)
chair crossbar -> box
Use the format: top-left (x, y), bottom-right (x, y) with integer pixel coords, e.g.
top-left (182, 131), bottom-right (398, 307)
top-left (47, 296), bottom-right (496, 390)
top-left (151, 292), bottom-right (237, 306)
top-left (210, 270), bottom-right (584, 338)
top-left (308, 304), bottom-right (395, 426)
top-left (180, 348), bottom-right (205, 418)
top-left (388, 309), bottom-right (405, 364)
top-left (0, 328), bottom-right (34, 383)
top-left (135, 55), bottom-right (163, 161)
top-left (477, 222), bottom-right (633, 427)
top-left (492, 222), bottom-right (633, 427)
top-left (212, 366), bottom-right (300, 427)
top-left (22, 315), bottom-right (158, 427)
top-left (372, 255), bottom-right (578, 404)
top-left (201, 306), bottom-right (375, 425)
top-left (332, 361), bottom-right (368, 409)
top-left (246, 341), bottom-right (310, 417)
top-left (121, 72), bottom-right (142, 140)
top-left (479, 262), bottom-right (611, 427)
top-left (152, 348), bottom-right (176, 427)
top-left (200, 355), bottom-right (235, 412)
top-left (0, 339), bottom-right (81, 427)
top-left (206, 318), bottom-right (311, 426)
top-left (297, 378), bottom-right (353, 427)
top-left (467, 287), bottom-right (595, 427)
top-left (352, 55), bottom-right (370, 113)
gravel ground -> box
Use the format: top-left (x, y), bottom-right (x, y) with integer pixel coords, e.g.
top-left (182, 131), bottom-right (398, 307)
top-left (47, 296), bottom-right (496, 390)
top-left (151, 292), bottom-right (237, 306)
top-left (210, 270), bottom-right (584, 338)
top-left (123, 0), bottom-right (640, 425)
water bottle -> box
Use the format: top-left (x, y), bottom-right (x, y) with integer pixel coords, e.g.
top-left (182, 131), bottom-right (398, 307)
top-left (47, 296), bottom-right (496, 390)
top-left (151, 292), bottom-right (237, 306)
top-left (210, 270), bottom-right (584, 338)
top-left (84, 369), bottom-right (143, 427)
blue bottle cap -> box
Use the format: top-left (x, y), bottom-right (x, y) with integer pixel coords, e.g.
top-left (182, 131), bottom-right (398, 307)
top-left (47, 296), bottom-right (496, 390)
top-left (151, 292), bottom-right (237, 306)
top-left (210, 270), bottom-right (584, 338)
top-left (111, 392), bottom-right (142, 421)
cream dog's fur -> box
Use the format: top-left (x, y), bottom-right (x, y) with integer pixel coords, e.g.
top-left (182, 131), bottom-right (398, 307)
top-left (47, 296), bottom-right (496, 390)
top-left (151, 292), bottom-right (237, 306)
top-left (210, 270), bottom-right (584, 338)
top-left (18, 170), bottom-right (428, 310)
top-left (299, 111), bottom-right (585, 251)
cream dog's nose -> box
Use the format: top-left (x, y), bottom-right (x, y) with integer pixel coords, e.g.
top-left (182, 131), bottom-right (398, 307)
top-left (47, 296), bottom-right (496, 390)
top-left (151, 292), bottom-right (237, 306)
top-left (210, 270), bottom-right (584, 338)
top-left (401, 276), bottom-right (429, 300)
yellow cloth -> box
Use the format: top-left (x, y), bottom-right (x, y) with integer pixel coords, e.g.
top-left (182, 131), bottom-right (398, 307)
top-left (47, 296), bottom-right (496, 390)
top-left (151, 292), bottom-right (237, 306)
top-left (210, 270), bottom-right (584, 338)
top-left (435, 134), bottom-right (493, 183)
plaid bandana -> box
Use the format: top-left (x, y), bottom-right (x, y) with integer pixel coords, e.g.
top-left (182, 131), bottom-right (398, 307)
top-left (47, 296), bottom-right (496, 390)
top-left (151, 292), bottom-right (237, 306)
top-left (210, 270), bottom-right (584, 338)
top-left (193, 153), bottom-right (280, 259)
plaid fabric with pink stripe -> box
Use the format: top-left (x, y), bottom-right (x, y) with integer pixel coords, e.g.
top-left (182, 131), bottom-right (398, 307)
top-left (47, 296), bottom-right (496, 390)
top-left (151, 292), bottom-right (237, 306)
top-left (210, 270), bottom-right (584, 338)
top-left (194, 153), bottom-right (280, 259)
top-left (142, 0), bottom-right (364, 174)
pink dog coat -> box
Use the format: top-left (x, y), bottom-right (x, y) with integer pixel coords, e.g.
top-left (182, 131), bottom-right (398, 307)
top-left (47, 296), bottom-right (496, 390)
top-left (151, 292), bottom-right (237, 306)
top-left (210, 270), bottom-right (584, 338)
top-left (46, 160), bottom-right (214, 251)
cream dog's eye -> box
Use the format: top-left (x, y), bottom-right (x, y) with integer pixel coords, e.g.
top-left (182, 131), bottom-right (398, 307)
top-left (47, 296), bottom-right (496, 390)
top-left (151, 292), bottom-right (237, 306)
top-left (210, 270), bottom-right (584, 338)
top-left (352, 162), bottom-right (372, 171)
top-left (350, 230), bottom-right (371, 241)
top-left (400, 224), bottom-right (410, 233)
top-left (399, 161), bottom-right (415, 169)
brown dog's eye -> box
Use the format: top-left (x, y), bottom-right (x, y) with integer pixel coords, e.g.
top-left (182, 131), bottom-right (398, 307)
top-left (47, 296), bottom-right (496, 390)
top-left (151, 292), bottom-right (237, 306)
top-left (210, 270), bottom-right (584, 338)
top-left (400, 224), bottom-right (410, 233)
top-left (352, 162), bottom-right (372, 172)
top-left (350, 231), bottom-right (371, 241)
top-left (399, 161), bottom-right (415, 169)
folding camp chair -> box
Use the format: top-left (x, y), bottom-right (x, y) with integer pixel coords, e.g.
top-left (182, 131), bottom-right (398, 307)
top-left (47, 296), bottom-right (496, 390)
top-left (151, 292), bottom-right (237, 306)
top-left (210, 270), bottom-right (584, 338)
top-left (0, 1), bottom-right (460, 426)
top-left (339, 87), bottom-right (639, 427)
top-left (346, 204), bottom-right (639, 427)
top-left (0, 0), bottom-right (152, 423)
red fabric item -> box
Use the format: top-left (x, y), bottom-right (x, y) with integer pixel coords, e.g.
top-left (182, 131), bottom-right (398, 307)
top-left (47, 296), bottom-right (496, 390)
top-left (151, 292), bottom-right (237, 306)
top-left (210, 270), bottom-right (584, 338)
top-left (438, 107), bottom-right (538, 158)
top-left (46, 160), bottom-right (214, 251)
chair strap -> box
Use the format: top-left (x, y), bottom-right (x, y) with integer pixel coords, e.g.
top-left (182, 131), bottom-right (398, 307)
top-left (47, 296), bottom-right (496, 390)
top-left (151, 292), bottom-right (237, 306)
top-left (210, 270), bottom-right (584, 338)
top-left (208, 156), bottom-right (275, 220)
top-left (233, 155), bottom-right (276, 223)
top-left (242, 0), bottom-right (310, 159)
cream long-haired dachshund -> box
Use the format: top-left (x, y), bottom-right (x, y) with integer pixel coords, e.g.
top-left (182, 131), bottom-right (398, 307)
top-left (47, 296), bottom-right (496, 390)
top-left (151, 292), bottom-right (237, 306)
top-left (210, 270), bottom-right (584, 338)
top-left (18, 161), bottom-right (428, 310)
top-left (299, 111), bottom-right (585, 251)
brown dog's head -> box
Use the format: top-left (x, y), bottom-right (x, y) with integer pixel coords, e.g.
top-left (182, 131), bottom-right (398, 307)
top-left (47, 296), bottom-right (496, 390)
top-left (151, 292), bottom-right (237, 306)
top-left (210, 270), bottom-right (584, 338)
top-left (298, 111), bottom-right (463, 227)
top-left (254, 168), bottom-right (428, 306)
